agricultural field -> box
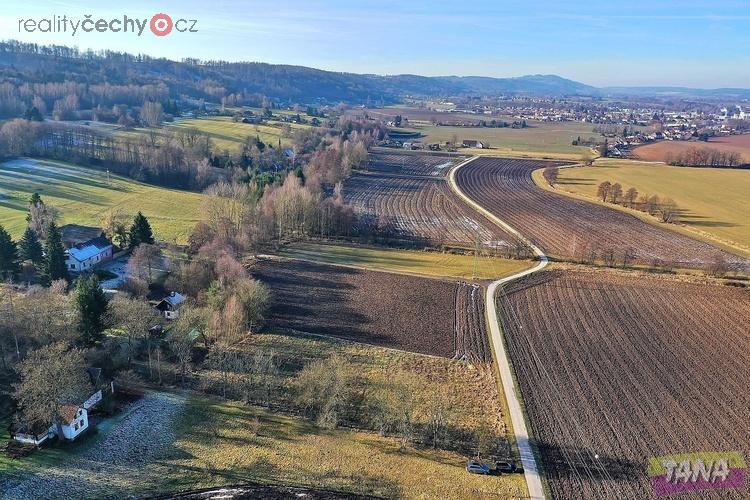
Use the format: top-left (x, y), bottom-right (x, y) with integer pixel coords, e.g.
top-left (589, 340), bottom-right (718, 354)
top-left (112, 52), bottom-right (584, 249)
top-left (251, 259), bottom-right (491, 362)
top-left (115, 116), bottom-right (308, 153)
top-left (343, 171), bottom-right (511, 248)
top-left (363, 149), bottom-right (466, 177)
top-left (0, 158), bottom-right (203, 243)
top-left (634, 135), bottom-right (750, 163)
top-left (455, 156), bottom-right (749, 270)
top-left (279, 242), bottom-right (532, 281)
top-left (350, 107), bottom-right (601, 159)
top-left (552, 159), bottom-right (750, 255)
top-left (415, 122), bottom-right (598, 159)
top-left (495, 268), bottom-right (750, 499)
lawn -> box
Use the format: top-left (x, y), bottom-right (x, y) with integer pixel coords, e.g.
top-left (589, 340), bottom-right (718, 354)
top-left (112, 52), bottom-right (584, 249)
top-left (549, 158), bottom-right (750, 256)
top-left (411, 121), bottom-right (599, 159)
top-left (279, 242), bottom-right (533, 280)
top-left (0, 158), bottom-right (204, 243)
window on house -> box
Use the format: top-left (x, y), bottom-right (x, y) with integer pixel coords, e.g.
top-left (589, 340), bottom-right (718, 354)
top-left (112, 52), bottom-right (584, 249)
top-left (74, 423), bottom-right (79, 431)
top-left (79, 419), bottom-right (84, 427)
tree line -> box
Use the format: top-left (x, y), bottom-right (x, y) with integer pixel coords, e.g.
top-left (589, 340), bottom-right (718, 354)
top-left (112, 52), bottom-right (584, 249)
top-left (665, 146), bottom-right (745, 168)
top-left (596, 181), bottom-right (680, 224)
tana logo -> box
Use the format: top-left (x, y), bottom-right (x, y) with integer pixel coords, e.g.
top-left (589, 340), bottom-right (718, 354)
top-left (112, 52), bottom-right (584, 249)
top-left (648, 452), bottom-right (747, 497)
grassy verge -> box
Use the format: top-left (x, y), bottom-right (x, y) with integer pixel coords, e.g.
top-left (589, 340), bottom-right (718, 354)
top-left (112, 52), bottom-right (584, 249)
top-left (531, 161), bottom-right (750, 259)
top-left (278, 242), bottom-right (533, 280)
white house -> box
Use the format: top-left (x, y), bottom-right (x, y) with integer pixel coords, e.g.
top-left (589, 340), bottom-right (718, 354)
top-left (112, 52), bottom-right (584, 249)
top-left (463, 139), bottom-right (485, 149)
top-left (65, 235), bottom-right (113, 272)
top-left (57, 405), bottom-right (89, 440)
top-left (156, 291), bottom-right (185, 320)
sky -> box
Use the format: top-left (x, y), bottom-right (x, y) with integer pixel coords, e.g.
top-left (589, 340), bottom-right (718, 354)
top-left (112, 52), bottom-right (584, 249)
top-left (1, 0), bottom-right (749, 88)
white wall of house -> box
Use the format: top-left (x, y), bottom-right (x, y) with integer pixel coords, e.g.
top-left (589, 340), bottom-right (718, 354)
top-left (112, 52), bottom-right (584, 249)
top-left (66, 247), bottom-right (112, 272)
top-left (60, 408), bottom-right (88, 440)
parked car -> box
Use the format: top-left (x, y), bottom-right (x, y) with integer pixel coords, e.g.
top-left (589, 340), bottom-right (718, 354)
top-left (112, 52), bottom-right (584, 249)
top-left (466, 460), bottom-right (491, 475)
top-left (495, 461), bottom-right (524, 474)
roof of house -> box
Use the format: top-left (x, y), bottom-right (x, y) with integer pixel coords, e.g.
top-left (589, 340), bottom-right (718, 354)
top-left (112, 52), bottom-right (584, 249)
top-left (67, 236), bottom-right (112, 262)
top-left (156, 292), bottom-right (185, 310)
top-left (60, 224), bottom-right (103, 248)
top-left (59, 405), bottom-right (81, 424)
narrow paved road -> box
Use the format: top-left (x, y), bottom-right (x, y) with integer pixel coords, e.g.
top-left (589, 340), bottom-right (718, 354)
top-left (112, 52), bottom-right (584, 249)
top-left (448, 156), bottom-right (548, 500)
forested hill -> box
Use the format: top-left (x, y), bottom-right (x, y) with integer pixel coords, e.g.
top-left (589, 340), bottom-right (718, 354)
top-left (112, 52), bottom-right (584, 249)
top-left (0, 40), bottom-right (594, 103)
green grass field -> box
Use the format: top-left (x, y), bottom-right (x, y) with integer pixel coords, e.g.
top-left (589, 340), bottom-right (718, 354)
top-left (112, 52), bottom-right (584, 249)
top-left (0, 159), bottom-right (204, 243)
top-left (552, 158), bottom-right (750, 255)
top-left (115, 116), bottom-right (312, 153)
top-left (279, 242), bottom-right (533, 280)
top-left (412, 121), bottom-right (599, 159)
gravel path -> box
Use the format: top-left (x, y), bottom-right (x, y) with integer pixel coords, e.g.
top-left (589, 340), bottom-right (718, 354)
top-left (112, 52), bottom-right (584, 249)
top-left (1, 392), bottom-right (185, 500)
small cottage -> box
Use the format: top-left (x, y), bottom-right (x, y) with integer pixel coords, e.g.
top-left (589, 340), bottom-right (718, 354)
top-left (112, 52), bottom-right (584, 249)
top-left (65, 235), bottom-right (113, 272)
top-left (156, 292), bottom-right (185, 320)
top-left (57, 405), bottom-right (89, 440)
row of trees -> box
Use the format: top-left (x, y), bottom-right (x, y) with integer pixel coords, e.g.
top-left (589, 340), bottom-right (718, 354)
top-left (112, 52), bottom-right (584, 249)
top-left (596, 181), bottom-right (680, 223)
top-left (665, 146), bottom-right (745, 168)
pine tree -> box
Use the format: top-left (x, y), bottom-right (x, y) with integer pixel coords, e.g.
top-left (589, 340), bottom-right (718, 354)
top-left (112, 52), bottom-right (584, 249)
top-left (18, 226), bottom-right (44, 264)
top-left (0, 225), bottom-right (18, 278)
top-left (75, 274), bottom-right (109, 344)
top-left (44, 222), bottom-right (69, 283)
top-left (26, 192), bottom-right (43, 223)
top-left (128, 212), bottom-right (155, 249)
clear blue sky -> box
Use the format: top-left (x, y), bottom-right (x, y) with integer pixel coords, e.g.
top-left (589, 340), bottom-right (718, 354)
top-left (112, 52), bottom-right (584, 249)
top-left (2, 0), bottom-right (749, 88)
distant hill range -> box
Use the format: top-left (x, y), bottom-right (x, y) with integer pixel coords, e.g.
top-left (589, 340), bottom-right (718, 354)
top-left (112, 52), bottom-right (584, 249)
top-left (1, 40), bottom-right (748, 103)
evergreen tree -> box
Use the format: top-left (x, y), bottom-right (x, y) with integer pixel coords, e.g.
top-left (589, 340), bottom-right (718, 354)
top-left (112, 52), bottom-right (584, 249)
top-left (24, 106), bottom-right (43, 121)
top-left (26, 192), bottom-right (43, 224)
top-left (75, 274), bottom-right (109, 344)
top-left (18, 226), bottom-right (44, 264)
top-left (0, 225), bottom-right (18, 278)
top-left (44, 222), bottom-right (69, 283)
top-left (128, 212), bottom-right (155, 249)
top-left (29, 192), bottom-right (42, 207)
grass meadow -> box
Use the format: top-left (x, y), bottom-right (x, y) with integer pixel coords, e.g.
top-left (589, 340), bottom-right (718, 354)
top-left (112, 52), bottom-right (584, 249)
top-left (0, 159), bottom-right (204, 243)
top-left (549, 158), bottom-right (750, 256)
top-left (280, 242), bottom-right (533, 280)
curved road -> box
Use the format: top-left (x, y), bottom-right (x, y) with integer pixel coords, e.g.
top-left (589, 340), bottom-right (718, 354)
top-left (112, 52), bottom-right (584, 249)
top-left (448, 156), bottom-right (548, 500)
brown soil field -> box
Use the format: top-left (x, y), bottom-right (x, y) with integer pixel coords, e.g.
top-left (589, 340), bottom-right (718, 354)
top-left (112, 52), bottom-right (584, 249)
top-left (634, 135), bottom-right (750, 163)
top-left (496, 269), bottom-right (750, 499)
top-left (455, 157), bottom-right (749, 269)
top-left (252, 259), bottom-right (490, 362)
top-left (343, 171), bottom-right (511, 248)
top-left (364, 150), bottom-right (466, 177)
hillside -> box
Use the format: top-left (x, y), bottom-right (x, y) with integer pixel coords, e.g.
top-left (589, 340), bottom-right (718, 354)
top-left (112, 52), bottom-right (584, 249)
top-left (0, 41), bottom-right (593, 103)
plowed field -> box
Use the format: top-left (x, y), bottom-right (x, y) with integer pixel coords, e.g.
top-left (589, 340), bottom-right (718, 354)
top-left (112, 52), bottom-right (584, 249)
top-left (455, 157), bottom-right (747, 269)
top-left (496, 269), bottom-right (750, 499)
top-left (253, 259), bottom-right (491, 362)
top-left (343, 172), bottom-right (509, 247)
